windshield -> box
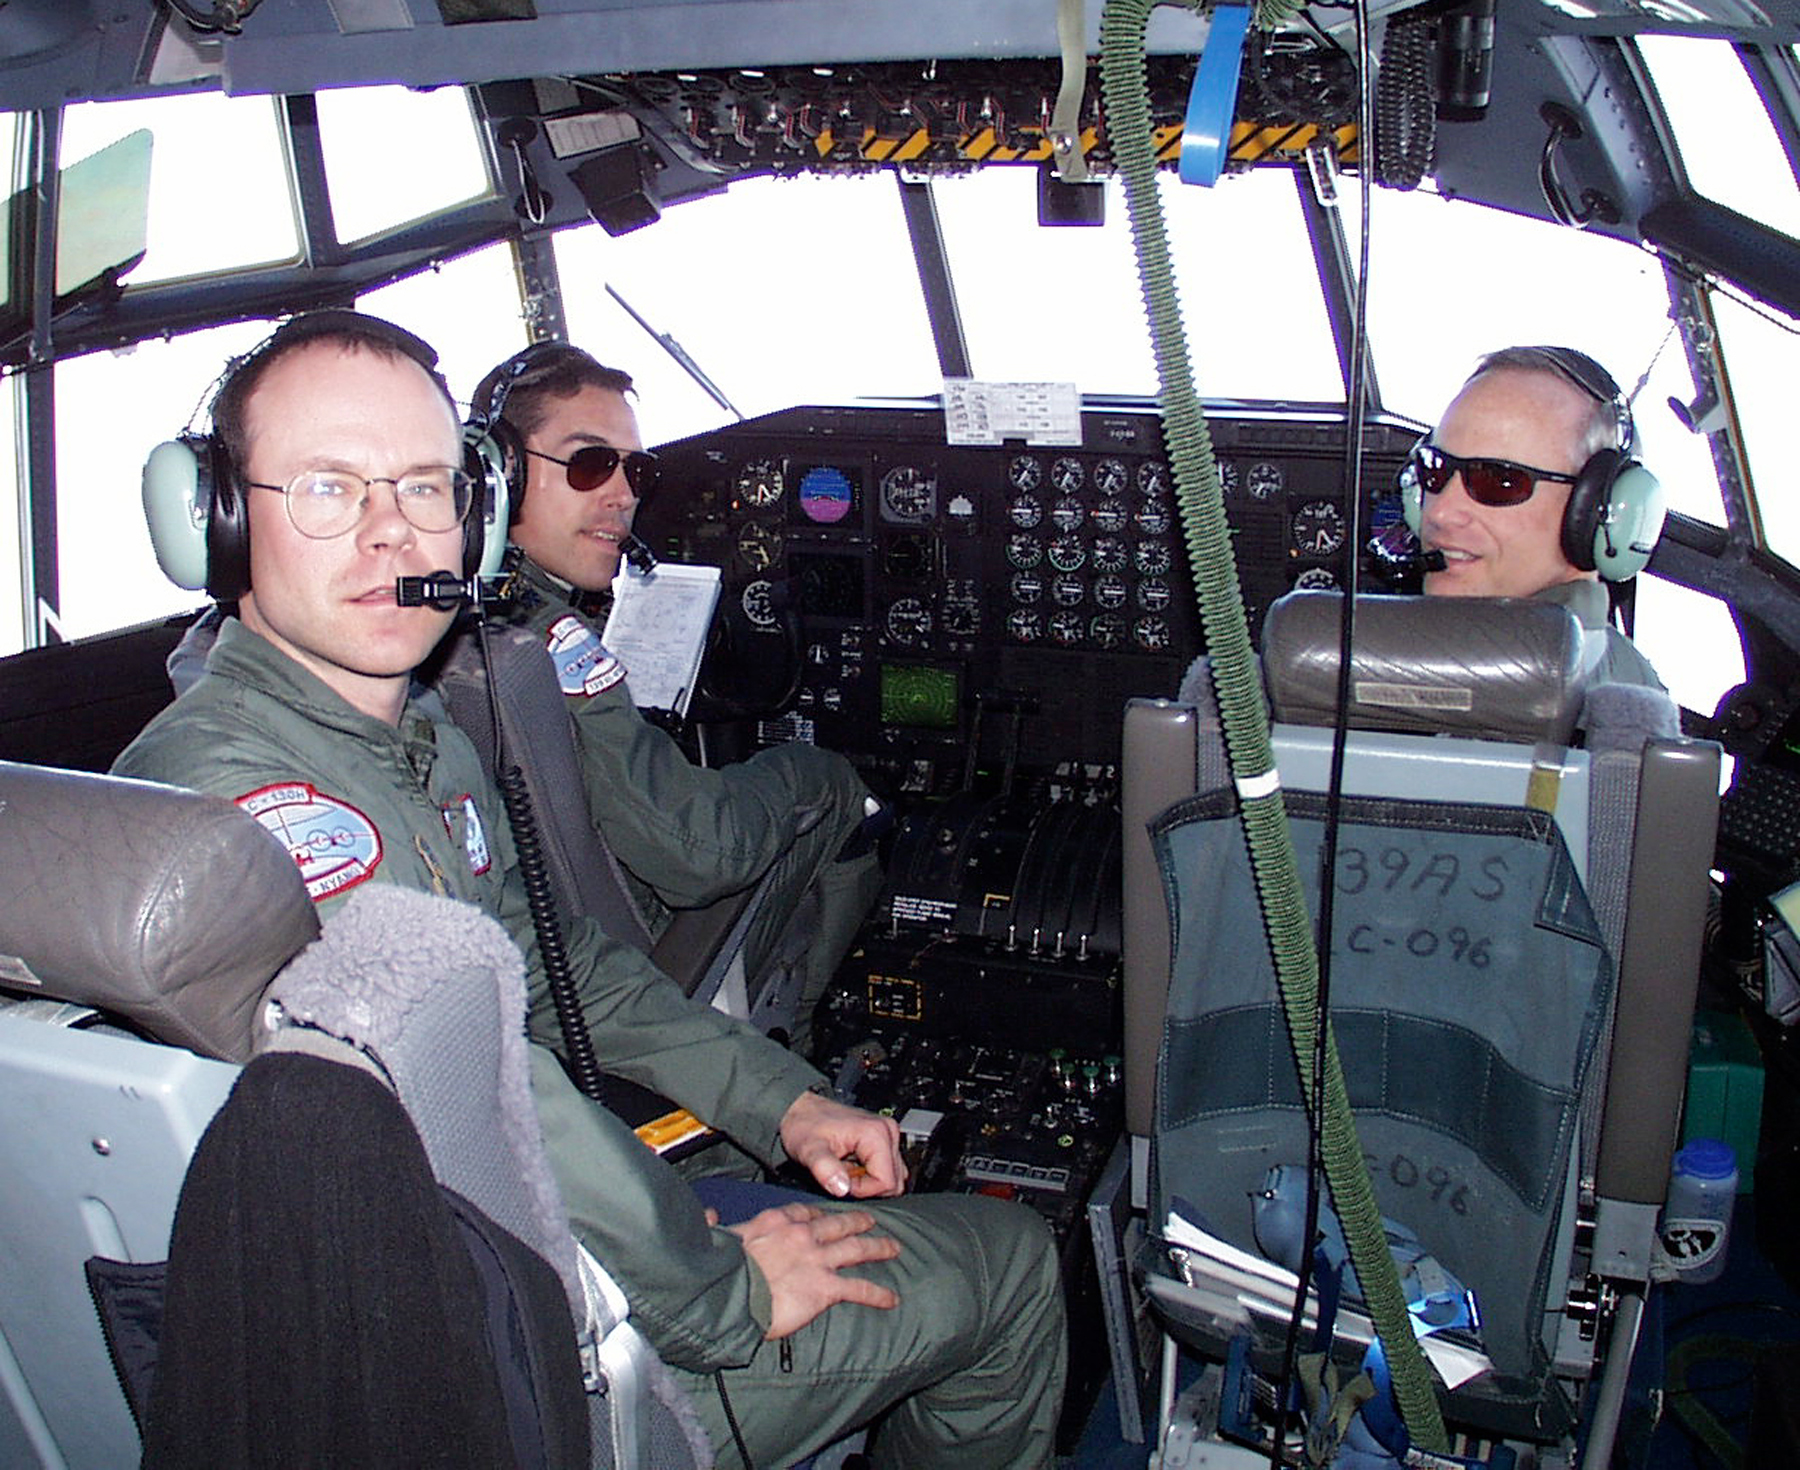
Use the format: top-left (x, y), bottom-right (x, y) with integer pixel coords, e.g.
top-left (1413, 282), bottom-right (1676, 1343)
top-left (10, 58), bottom-right (1793, 731)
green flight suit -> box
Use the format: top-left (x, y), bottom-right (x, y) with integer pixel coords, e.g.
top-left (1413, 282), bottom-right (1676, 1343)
top-left (115, 617), bottom-right (1065, 1468)
top-left (500, 552), bottom-right (881, 1053)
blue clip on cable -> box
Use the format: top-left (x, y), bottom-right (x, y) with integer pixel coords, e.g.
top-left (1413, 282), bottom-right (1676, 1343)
top-left (1179, 4), bottom-right (1252, 187)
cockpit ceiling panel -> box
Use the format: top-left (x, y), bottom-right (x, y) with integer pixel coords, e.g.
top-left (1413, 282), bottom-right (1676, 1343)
top-left (3, 0), bottom-right (1800, 112)
top-left (522, 54), bottom-right (1360, 187)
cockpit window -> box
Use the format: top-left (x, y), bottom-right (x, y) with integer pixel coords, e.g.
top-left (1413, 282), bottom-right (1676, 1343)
top-left (315, 85), bottom-right (492, 243)
top-left (59, 93), bottom-right (300, 283)
top-left (51, 323), bottom-right (272, 643)
top-left (1712, 288), bottom-right (1800, 560)
top-left (1345, 187), bottom-right (1720, 526)
top-left (933, 166), bottom-right (1343, 401)
top-left (1638, 35), bottom-right (1800, 240)
top-left (554, 173), bottom-right (942, 445)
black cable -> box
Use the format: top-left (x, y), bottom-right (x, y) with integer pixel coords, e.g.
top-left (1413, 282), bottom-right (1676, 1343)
top-left (1374, 8), bottom-right (1436, 189)
top-left (713, 1372), bottom-right (757, 1470)
top-left (161, 0), bottom-right (261, 34)
top-left (474, 617), bottom-right (611, 1104)
top-left (1269, 0), bottom-right (1381, 1458)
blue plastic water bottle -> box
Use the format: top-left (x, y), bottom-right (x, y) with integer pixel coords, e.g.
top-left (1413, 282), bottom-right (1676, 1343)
top-left (1663, 1138), bottom-right (1738, 1285)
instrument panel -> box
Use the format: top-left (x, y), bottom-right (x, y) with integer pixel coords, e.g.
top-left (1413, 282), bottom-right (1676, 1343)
top-left (637, 402), bottom-right (1419, 792)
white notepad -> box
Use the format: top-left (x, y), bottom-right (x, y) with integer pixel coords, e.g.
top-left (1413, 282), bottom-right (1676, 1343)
top-left (601, 561), bottom-right (721, 716)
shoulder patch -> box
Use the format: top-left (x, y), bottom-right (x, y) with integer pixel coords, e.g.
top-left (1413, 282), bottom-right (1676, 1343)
top-left (545, 613), bottom-right (629, 698)
top-left (237, 782), bottom-right (383, 902)
top-left (443, 793), bottom-right (493, 876)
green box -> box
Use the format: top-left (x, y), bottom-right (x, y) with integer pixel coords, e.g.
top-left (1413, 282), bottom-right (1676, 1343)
top-left (1683, 1009), bottom-right (1764, 1194)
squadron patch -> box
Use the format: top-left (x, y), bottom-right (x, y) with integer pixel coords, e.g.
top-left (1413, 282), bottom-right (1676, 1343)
top-left (443, 793), bottom-right (492, 876)
top-left (237, 782), bottom-right (382, 901)
top-left (545, 614), bottom-right (628, 698)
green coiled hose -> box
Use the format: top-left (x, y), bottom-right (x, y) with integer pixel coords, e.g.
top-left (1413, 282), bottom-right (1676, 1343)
top-left (1096, 0), bottom-right (1451, 1452)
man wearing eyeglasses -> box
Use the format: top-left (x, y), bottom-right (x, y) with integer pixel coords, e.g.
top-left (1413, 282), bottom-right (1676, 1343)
top-left (116, 313), bottom-right (1066, 1469)
top-left (482, 343), bottom-right (883, 1059)
top-left (1406, 344), bottom-right (1665, 689)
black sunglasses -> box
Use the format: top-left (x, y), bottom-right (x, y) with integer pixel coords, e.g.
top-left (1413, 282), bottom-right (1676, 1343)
top-left (527, 444), bottom-right (661, 500)
top-left (1400, 441), bottom-right (1578, 509)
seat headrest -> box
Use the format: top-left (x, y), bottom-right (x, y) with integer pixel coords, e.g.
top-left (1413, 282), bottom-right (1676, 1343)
top-left (1261, 591), bottom-right (1590, 745)
top-left (0, 761), bottom-right (319, 1063)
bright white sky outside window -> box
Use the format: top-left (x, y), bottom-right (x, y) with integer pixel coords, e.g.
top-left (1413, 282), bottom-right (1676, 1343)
top-left (20, 41), bottom-right (1795, 726)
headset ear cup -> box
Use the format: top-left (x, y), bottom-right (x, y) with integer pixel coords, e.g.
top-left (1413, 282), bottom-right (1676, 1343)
top-left (1560, 447), bottom-right (1619, 574)
top-left (1401, 475), bottom-right (1423, 536)
top-left (462, 443), bottom-right (511, 580)
top-left (461, 422), bottom-right (513, 579)
top-left (1591, 459), bottom-right (1665, 581)
top-left (142, 437), bottom-right (214, 592)
top-left (203, 435), bottom-right (250, 601)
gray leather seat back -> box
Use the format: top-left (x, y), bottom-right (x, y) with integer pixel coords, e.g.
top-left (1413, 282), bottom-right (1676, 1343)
top-left (0, 760), bottom-right (316, 1469)
top-left (1122, 590), bottom-right (1719, 1442)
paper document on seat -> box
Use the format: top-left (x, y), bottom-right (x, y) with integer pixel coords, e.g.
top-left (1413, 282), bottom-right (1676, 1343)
top-left (1161, 1210), bottom-right (1493, 1389)
top-left (602, 562), bottom-right (720, 716)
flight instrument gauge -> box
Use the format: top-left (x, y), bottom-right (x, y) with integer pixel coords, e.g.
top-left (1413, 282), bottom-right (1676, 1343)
top-left (1135, 505), bottom-right (1171, 537)
top-left (1292, 501), bottom-right (1346, 558)
top-left (736, 522), bottom-right (781, 572)
top-left (1294, 567), bottom-right (1340, 591)
top-left (1246, 461), bottom-right (1285, 500)
top-left (1006, 533), bottom-right (1043, 570)
top-left (736, 458), bottom-right (785, 507)
top-left (1138, 578), bottom-right (1172, 612)
top-left (1008, 454), bottom-right (1043, 491)
top-left (1135, 615), bottom-right (1173, 651)
top-left (1092, 536), bottom-right (1128, 574)
top-left (1094, 457), bottom-right (1129, 496)
top-left (1091, 500), bottom-right (1129, 534)
top-left (1050, 611), bottom-right (1085, 646)
top-left (1090, 613), bottom-right (1127, 649)
top-left (1048, 535), bottom-right (1087, 572)
top-left (884, 597), bottom-right (933, 647)
top-left (1008, 494), bottom-right (1043, 530)
top-left (1007, 609), bottom-right (1044, 643)
top-left (1138, 461), bottom-right (1170, 498)
top-left (1051, 574), bottom-right (1086, 607)
top-left (1134, 540), bottom-right (1172, 577)
top-left (942, 594), bottom-right (981, 637)
top-left (1050, 456), bottom-right (1085, 493)
top-left (880, 465), bottom-right (938, 524)
top-left (741, 580), bottom-right (778, 628)
top-left (1010, 571), bottom-right (1045, 604)
top-left (1095, 574), bottom-right (1129, 610)
top-left (1219, 460), bottom-right (1240, 497)
top-left (1051, 496), bottom-right (1085, 532)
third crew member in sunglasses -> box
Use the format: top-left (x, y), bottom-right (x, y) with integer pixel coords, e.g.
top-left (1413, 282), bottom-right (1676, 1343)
top-left (1408, 344), bottom-right (1664, 689)
top-left (480, 343), bottom-right (883, 1062)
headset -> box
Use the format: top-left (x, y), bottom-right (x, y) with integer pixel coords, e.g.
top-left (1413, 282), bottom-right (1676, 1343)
top-left (141, 309), bottom-right (507, 600)
top-left (1401, 344), bottom-right (1667, 581)
top-left (464, 340), bottom-right (603, 524)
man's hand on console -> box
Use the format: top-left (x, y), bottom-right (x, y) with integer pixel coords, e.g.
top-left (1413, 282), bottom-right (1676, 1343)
top-left (779, 1089), bottom-right (907, 1199)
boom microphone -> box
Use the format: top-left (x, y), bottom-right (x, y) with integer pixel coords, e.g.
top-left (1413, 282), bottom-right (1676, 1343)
top-left (1368, 523), bottom-right (1447, 576)
top-left (396, 569), bottom-right (479, 609)
top-left (620, 533), bottom-right (658, 574)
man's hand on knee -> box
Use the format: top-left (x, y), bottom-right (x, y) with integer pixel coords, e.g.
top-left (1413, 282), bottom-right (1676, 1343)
top-left (779, 1089), bottom-right (907, 1198)
top-left (729, 1202), bottom-right (901, 1339)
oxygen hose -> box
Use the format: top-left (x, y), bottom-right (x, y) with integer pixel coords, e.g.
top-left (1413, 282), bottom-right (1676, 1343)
top-left (1096, 0), bottom-right (1450, 1451)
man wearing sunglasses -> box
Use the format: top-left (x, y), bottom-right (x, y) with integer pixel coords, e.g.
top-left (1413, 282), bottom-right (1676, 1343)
top-left (1406, 344), bottom-right (1665, 689)
top-left (480, 343), bottom-right (883, 1061)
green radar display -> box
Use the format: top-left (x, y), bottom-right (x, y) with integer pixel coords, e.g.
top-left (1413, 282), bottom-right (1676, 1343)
top-left (880, 664), bottom-right (958, 729)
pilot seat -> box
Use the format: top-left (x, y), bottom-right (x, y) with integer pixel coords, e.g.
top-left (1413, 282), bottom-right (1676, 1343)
top-left (1118, 591), bottom-right (1720, 1467)
top-left (0, 759), bottom-right (712, 1470)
